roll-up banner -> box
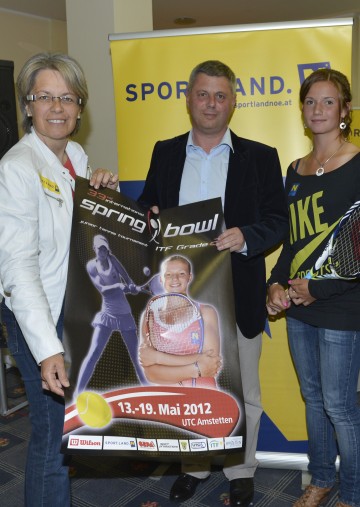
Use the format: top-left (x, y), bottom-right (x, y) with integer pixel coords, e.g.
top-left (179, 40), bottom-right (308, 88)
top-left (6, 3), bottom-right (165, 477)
top-left (109, 19), bottom-right (352, 466)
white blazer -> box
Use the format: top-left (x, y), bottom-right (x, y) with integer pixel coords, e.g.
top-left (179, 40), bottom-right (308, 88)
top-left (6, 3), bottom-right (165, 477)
top-left (0, 129), bottom-right (90, 364)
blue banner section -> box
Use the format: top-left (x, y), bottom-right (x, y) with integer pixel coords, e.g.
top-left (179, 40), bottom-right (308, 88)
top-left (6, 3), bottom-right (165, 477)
top-left (120, 180), bottom-right (145, 201)
top-left (258, 414), bottom-right (308, 454)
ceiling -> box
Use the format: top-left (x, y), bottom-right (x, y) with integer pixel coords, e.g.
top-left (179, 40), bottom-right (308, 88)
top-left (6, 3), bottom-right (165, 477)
top-left (0, 0), bottom-right (359, 28)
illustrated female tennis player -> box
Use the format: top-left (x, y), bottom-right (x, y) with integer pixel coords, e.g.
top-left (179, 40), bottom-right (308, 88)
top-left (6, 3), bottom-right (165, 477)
top-left (139, 255), bottom-right (222, 388)
top-left (75, 234), bottom-right (147, 393)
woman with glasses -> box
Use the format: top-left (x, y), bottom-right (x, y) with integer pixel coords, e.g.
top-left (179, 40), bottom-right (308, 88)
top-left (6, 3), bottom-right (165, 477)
top-left (0, 52), bottom-right (118, 507)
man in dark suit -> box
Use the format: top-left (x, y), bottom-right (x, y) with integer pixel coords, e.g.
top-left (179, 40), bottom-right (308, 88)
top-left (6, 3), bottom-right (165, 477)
top-left (138, 60), bottom-right (288, 507)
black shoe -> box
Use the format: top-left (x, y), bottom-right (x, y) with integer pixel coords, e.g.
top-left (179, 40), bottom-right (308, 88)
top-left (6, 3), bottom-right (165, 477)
top-left (230, 478), bottom-right (254, 506)
top-left (170, 473), bottom-right (203, 502)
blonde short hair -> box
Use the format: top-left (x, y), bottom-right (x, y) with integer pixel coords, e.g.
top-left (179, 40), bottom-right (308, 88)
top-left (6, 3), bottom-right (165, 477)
top-left (16, 52), bottom-right (88, 135)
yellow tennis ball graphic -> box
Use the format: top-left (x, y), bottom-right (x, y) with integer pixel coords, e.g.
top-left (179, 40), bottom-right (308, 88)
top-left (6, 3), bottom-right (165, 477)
top-left (76, 391), bottom-right (112, 428)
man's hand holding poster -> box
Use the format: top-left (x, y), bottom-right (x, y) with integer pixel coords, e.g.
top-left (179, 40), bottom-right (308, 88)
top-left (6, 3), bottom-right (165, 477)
top-left (62, 177), bottom-right (245, 457)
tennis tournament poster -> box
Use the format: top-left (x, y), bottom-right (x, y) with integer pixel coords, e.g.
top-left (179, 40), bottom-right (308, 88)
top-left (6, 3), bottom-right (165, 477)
top-left (62, 177), bottom-right (245, 457)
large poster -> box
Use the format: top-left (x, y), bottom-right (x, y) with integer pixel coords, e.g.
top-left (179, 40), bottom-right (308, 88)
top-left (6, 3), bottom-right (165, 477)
top-left (109, 19), bottom-right (353, 457)
top-left (62, 178), bottom-right (245, 456)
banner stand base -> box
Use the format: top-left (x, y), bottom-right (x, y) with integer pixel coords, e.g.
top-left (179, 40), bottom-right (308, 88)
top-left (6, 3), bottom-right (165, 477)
top-left (256, 452), bottom-right (340, 490)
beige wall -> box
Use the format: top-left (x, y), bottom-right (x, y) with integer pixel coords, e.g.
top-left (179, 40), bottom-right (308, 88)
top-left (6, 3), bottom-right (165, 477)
top-left (0, 9), bottom-right (67, 137)
top-left (352, 16), bottom-right (360, 105)
top-left (66, 0), bottom-right (153, 175)
top-left (0, 1), bottom-right (153, 175)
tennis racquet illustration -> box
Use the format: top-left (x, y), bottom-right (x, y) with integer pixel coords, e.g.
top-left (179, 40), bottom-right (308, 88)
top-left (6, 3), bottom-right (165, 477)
top-left (135, 267), bottom-right (163, 295)
top-left (305, 200), bottom-right (360, 280)
top-left (144, 293), bottom-right (213, 387)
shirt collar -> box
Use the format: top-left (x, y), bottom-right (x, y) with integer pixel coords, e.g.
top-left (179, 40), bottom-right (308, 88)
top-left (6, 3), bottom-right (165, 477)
top-left (187, 128), bottom-right (234, 153)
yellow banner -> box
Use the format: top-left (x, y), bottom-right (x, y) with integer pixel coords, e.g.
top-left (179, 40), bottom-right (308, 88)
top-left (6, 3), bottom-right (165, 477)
top-left (350, 108), bottom-right (360, 147)
top-left (110, 21), bottom-right (352, 453)
top-left (110, 23), bottom-right (351, 185)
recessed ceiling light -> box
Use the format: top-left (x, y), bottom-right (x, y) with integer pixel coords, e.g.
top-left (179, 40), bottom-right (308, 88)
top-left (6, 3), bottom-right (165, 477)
top-left (174, 17), bottom-right (196, 25)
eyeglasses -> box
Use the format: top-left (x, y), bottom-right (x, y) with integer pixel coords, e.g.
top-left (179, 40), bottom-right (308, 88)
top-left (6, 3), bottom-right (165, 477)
top-left (26, 94), bottom-right (82, 105)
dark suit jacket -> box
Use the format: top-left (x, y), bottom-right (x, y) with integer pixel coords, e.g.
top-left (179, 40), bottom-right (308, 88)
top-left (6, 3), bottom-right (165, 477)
top-left (138, 130), bottom-right (288, 338)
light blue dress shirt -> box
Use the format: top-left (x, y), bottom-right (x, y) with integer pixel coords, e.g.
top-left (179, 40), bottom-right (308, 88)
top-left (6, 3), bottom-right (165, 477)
top-left (179, 128), bottom-right (247, 254)
top-left (179, 128), bottom-right (233, 210)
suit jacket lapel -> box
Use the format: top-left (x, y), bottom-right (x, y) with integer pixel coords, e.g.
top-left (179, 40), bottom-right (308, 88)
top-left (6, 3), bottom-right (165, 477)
top-left (224, 131), bottom-right (246, 223)
top-left (166, 134), bottom-right (188, 207)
